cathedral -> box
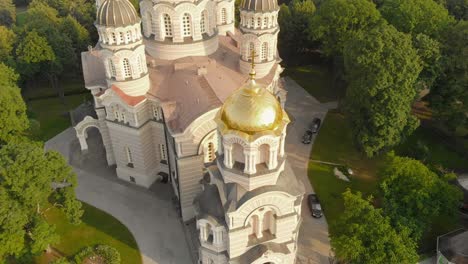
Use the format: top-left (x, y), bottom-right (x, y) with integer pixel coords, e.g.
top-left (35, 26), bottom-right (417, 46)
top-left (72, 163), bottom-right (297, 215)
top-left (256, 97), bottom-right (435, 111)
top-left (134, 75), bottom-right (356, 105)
top-left (75, 0), bottom-right (303, 262)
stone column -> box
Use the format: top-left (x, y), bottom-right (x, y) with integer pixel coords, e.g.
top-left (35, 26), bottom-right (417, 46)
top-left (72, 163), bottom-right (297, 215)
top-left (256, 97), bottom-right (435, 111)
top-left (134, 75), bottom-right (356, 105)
top-left (244, 148), bottom-right (256, 174)
top-left (224, 144), bottom-right (233, 169)
top-left (256, 214), bottom-right (263, 238)
top-left (200, 224), bottom-right (207, 242)
top-left (279, 134), bottom-right (285, 157)
top-left (268, 147), bottom-right (278, 169)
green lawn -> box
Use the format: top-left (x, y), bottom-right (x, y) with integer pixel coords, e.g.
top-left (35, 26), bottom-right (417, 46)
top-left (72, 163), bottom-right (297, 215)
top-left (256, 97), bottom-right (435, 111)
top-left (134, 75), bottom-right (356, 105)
top-left (308, 112), bottom-right (384, 233)
top-left (308, 112), bottom-right (462, 253)
top-left (15, 5), bottom-right (27, 26)
top-left (396, 126), bottom-right (468, 171)
top-left (23, 74), bottom-right (87, 100)
top-left (36, 203), bottom-right (142, 264)
top-left (283, 64), bottom-right (344, 103)
top-left (27, 94), bottom-right (90, 141)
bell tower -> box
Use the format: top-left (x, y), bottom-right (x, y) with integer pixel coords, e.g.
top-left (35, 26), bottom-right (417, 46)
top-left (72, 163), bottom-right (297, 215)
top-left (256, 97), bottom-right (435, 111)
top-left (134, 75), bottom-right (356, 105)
top-left (95, 0), bottom-right (150, 96)
top-left (238, 0), bottom-right (280, 78)
top-left (194, 54), bottom-right (303, 264)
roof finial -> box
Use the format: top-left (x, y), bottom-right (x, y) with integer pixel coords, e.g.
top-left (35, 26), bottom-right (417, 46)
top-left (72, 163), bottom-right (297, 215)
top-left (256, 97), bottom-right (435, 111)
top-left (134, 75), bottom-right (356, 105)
top-left (249, 48), bottom-right (257, 80)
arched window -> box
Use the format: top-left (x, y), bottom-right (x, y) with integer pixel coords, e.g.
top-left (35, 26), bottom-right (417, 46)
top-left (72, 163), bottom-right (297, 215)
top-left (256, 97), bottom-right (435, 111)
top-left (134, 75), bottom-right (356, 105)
top-left (261, 42), bottom-right (268, 61)
top-left (119, 32), bottom-right (124, 43)
top-left (153, 105), bottom-right (160, 120)
top-left (206, 224), bottom-right (214, 243)
top-left (125, 146), bottom-right (133, 166)
top-left (159, 144), bottom-right (167, 161)
top-left (221, 8), bottom-right (227, 24)
top-left (206, 142), bottom-right (215, 162)
top-left (113, 107), bottom-right (119, 120)
top-left (200, 10), bottom-right (208, 34)
top-left (250, 17), bottom-right (254, 28)
top-left (109, 59), bottom-right (116, 77)
top-left (182, 13), bottom-right (191, 37)
top-left (249, 215), bottom-right (259, 236)
top-left (123, 58), bottom-right (131, 78)
top-left (258, 144), bottom-right (269, 165)
top-left (257, 17), bottom-right (261, 28)
top-left (248, 42), bottom-right (255, 60)
top-left (263, 211), bottom-right (276, 235)
top-left (111, 32), bottom-right (117, 44)
top-left (137, 56), bottom-right (143, 74)
top-left (126, 31), bottom-right (132, 42)
top-left (232, 143), bottom-right (243, 164)
top-left (163, 14), bottom-right (172, 37)
top-left (264, 17), bottom-right (269, 28)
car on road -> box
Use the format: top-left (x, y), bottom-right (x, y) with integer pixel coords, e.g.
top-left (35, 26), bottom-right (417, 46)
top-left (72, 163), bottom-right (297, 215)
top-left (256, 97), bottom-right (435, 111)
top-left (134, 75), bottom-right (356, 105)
top-left (310, 118), bottom-right (321, 134)
top-left (302, 130), bottom-right (313, 144)
top-left (308, 194), bottom-right (323, 218)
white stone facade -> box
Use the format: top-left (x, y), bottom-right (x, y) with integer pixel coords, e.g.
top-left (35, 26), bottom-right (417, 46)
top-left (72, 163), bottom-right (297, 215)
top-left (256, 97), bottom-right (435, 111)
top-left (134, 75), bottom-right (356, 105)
top-left (76, 2), bottom-right (294, 262)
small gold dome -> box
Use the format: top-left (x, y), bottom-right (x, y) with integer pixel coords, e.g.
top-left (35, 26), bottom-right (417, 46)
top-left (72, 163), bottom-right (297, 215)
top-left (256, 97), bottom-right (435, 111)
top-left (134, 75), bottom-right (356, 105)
top-left (220, 79), bottom-right (283, 133)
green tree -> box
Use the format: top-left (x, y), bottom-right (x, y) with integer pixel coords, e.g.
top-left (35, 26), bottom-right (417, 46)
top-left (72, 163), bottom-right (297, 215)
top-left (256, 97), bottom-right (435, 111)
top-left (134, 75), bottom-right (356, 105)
top-left (0, 25), bottom-right (15, 63)
top-left (0, 142), bottom-right (83, 261)
top-left (59, 15), bottom-right (90, 55)
top-left (344, 23), bottom-right (422, 156)
top-left (331, 189), bottom-right (419, 264)
top-left (278, 0), bottom-right (316, 61)
top-left (15, 30), bottom-right (55, 78)
top-left (380, 0), bottom-right (454, 39)
top-left (445, 0), bottom-right (467, 20)
top-left (0, 0), bottom-right (15, 26)
top-left (20, 1), bottom-right (78, 99)
top-left (412, 33), bottom-right (442, 90)
top-left (380, 154), bottom-right (463, 241)
top-left (35, 0), bottom-right (95, 33)
top-left (429, 20), bottom-right (468, 131)
top-left (0, 63), bottom-right (29, 145)
top-left (309, 0), bottom-right (382, 56)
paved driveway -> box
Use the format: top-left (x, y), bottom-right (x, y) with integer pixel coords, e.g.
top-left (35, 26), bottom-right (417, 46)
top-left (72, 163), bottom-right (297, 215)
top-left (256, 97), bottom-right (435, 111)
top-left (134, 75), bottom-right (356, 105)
top-left (283, 77), bottom-right (334, 264)
top-left (45, 128), bottom-right (192, 264)
top-left (45, 77), bottom-right (333, 264)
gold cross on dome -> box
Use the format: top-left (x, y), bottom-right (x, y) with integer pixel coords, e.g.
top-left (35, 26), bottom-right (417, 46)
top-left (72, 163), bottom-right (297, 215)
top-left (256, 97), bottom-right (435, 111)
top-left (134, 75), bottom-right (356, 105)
top-left (249, 48), bottom-right (258, 80)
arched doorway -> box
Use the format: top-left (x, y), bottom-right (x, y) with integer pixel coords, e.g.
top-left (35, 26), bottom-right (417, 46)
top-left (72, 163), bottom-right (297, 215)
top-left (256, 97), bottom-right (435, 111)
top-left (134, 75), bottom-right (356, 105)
top-left (74, 116), bottom-right (109, 167)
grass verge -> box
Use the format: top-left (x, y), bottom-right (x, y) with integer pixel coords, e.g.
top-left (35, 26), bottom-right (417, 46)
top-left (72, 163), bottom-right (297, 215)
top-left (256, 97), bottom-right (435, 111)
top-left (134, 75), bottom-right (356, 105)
top-left (36, 202), bottom-right (142, 264)
top-left (283, 64), bottom-right (344, 103)
top-left (27, 94), bottom-right (90, 141)
top-left (308, 112), bottom-right (383, 234)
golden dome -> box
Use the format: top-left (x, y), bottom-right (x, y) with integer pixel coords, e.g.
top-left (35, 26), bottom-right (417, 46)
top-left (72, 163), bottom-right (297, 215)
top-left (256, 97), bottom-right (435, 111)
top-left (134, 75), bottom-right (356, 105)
top-left (220, 78), bottom-right (283, 133)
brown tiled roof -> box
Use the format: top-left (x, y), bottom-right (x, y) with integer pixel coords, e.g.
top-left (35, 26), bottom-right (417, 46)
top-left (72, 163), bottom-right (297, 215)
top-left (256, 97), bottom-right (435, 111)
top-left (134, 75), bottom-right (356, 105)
top-left (146, 35), bottom-right (278, 133)
top-left (111, 85), bottom-right (146, 106)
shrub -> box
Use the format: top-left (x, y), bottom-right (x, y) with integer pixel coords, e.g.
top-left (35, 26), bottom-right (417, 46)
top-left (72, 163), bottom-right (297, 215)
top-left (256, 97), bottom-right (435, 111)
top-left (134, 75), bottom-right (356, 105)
top-left (74, 245), bottom-right (120, 264)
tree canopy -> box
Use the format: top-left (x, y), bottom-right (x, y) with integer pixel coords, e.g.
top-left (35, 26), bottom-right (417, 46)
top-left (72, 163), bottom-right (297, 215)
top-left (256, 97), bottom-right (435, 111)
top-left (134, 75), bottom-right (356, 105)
top-left (0, 142), bottom-right (83, 261)
top-left (278, 0), bottom-right (316, 60)
top-left (0, 63), bottom-right (29, 145)
top-left (15, 30), bottom-right (55, 79)
top-left (0, 25), bottom-right (15, 63)
top-left (429, 20), bottom-right (468, 131)
top-left (309, 0), bottom-right (382, 56)
top-left (0, 0), bottom-right (15, 26)
top-left (380, 0), bottom-right (454, 39)
top-left (331, 189), bottom-right (419, 264)
top-left (380, 154), bottom-right (463, 240)
top-left (344, 23), bottom-right (422, 156)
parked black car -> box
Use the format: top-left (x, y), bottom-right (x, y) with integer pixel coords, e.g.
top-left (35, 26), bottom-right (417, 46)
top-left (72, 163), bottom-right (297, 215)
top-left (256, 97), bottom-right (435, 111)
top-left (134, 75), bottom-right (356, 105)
top-left (302, 130), bottom-right (313, 144)
top-left (308, 194), bottom-right (323, 218)
top-left (310, 118), bottom-right (322, 134)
